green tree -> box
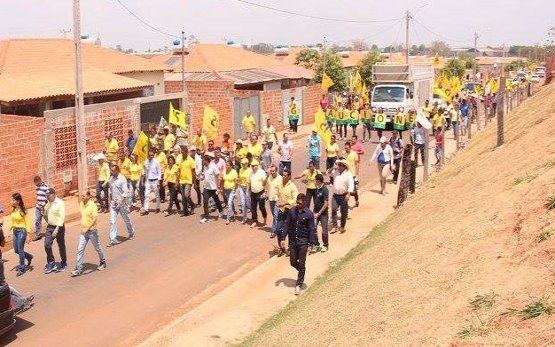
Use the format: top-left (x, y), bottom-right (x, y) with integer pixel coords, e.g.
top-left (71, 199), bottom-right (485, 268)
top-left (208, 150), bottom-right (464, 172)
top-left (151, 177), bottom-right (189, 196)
top-left (430, 40), bottom-right (451, 56)
top-left (505, 59), bottom-right (529, 72)
top-left (441, 58), bottom-right (466, 79)
top-left (314, 49), bottom-right (347, 92)
top-left (295, 48), bottom-right (320, 70)
top-left (357, 50), bottom-right (384, 86)
top-left (250, 43), bottom-right (274, 54)
top-left (458, 52), bottom-right (477, 70)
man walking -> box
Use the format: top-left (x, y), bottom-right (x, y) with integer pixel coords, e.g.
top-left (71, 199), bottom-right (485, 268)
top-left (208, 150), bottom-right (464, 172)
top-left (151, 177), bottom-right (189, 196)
top-left (71, 190), bottom-right (106, 276)
top-left (200, 154), bottom-right (223, 223)
top-left (307, 129), bottom-right (322, 169)
top-left (280, 193), bottom-right (316, 295)
top-left (390, 130), bottom-right (404, 184)
top-left (241, 110), bottom-right (256, 139)
top-left (249, 160), bottom-right (268, 227)
top-left (312, 174), bottom-right (329, 252)
top-left (328, 159), bottom-right (354, 233)
top-left (141, 150), bottom-right (161, 215)
top-left (107, 165), bottom-right (135, 247)
top-left (278, 133), bottom-right (293, 175)
top-left (413, 122), bottom-right (426, 166)
top-left (266, 164), bottom-right (282, 238)
top-left (178, 147), bottom-right (196, 216)
top-left (276, 169), bottom-right (298, 256)
top-left (43, 188), bottom-right (67, 273)
top-left (33, 176), bottom-right (49, 241)
top-left (95, 154), bottom-right (110, 213)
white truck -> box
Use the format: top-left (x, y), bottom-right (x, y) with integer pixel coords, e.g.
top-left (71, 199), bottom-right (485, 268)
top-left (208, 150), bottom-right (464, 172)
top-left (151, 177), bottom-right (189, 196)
top-left (371, 63), bottom-right (434, 122)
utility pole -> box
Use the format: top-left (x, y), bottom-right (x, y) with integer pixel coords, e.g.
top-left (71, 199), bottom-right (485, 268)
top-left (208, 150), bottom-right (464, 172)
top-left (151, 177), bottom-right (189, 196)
top-left (181, 31), bottom-right (185, 94)
top-left (405, 10), bottom-right (411, 64)
top-left (501, 43), bottom-right (506, 77)
top-left (180, 31), bottom-right (191, 142)
top-left (473, 32), bottom-right (479, 79)
top-left (73, 0), bottom-right (87, 194)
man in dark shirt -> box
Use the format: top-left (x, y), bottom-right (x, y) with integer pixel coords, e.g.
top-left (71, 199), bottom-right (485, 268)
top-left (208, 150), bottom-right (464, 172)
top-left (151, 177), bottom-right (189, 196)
top-left (280, 193), bottom-right (316, 295)
top-left (312, 174), bottom-right (329, 253)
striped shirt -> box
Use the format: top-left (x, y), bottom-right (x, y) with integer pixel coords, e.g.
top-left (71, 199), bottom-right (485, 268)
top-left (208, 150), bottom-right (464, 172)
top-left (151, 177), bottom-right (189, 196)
top-left (36, 182), bottom-right (49, 209)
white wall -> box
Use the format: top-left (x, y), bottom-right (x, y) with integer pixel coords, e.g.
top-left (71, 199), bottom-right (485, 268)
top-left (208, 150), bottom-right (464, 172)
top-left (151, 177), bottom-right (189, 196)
top-left (120, 71), bottom-right (165, 95)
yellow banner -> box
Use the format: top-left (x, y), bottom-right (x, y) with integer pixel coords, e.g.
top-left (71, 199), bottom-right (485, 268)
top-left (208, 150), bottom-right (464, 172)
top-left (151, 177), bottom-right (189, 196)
top-left (315, 107), bottom-right (332, 146)
top-left (132, 131), bottom-right (149, 162)
top-left (321, 72), bottom-right (334, 91)
top-left (169, 102), bottom-right (187, 129)
top-left (203, 105), bottom-right (219, 140)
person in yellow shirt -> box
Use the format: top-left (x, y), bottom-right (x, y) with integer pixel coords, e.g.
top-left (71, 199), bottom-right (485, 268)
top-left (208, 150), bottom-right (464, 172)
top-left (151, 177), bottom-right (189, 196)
top-left (10, 193), bottom-right (33, 276)
top-left (172, 145), bottom-right (183, 165)
top-left (266, 164), bottom-right (282, 238)
top-left (192, 129), bottom-right (207, 153)
top-left (325, 134), bottom-right (340, 185)
top-left (422, 99), bottom-right (432, 119)
top-left (128, 154), bottom-right (143, 208)
top-left (96, 154), bottom-right (110, 213)
top-left (155, 146), bottom-right (168, 203)
top-left (344, 142), bottom-right (360, 207)
top-left (178, 147), bottom-right (196, 216)
top-left (276, 169), bottom-right (298, 256)
top-left (294, 160), bottom-right (321, 210)
top-left (148, 127), bottom-right (159, 147)
top-left (432, 107), bottom-right (445, 136)
top-left (241, 111), bottom-right (256, 139)
top-left (234, 140), bottom-right (248, 170)
top-left (117, 149), bottom-right (131, 179)
top-left (163, 126), bottom-right (176, 152)
top-left (71, 190), bottom-right (106, 277)
top-left (361, 103), bottom-right (373, 142)
top-left (220, 159), bottom-right (239, 225)
top-left (238, 158), bottom-right (251, 224)
top-left (247, 135), bottom-right (263, 160)
top-left (43, 188), bottom-right (67, 273)
top-left (104, 133), bottom-right (119, 162)
top-left (163, 155), bottom-right (181, 215)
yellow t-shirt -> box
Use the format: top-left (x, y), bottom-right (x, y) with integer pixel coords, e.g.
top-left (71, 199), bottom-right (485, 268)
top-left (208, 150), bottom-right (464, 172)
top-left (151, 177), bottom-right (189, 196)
top-left (326, 143), bottom-right (339, 158)
top-left (222, 169), bottom-right (238, 190)
top-left (163, 133), bottom-right (176, 151)
top-left (266, 174), bottom-right (283, 201)
top-left (433, 113), bottom-right (443, 129)
top-left (279, 180), bottom-right (299, 211)
top-left (164, 164), bottom-right (179, 184)
top-left (249, 169), bottom-right (267, 193)
top-left (236, 147), bottom-right (248, 159)
top-left (178, 157), bottom-right (195, 184)
top-left (10, 209), bottom-right (31, 232)
top-left (80, 200), bottom-right (98, 231)
top-left (149, 136), bottom-right (158, 146)
top-left (156, 152), bottom-right (168, 172)
top-left (105, 138), bottom-right (119, 161)
top-left (422, 106), bottom-right (432, 118)
top-left (247, 143), bottom-right (263, 158)
top-left (174, 153), bottom-right (183, 165)
top-left (118, 157), bottom-right (132, 179)
top-left (303, 169), bottom-right (321, 189)
top-left (345, 151), bottom-right (359, 176)
top-left (242, 116), bottom-right (256, 133)
top-left (192, 135), bottom-right (207, 151)
top-left (239, 167), bottom-right (252, 187)
top-left (98, 162), bottom-right (111, 182)
top-left (129, 163), bottom-right (143, 181)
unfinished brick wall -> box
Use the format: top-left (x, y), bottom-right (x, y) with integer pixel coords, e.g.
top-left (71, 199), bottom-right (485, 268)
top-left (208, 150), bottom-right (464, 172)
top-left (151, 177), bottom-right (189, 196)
top-left (0, 115), bottom-right (45, 209)
top-left (302, 84), bottom-right (321, 125)
top-left (165, 80), bottom-right (234, 104)
top-left (260, 90), bottom-right (285, 131)
top-left (189, 97), bottom-right (233, 142)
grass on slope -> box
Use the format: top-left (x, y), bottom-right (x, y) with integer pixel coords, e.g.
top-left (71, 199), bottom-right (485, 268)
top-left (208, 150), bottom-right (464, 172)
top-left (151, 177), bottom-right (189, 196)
top-left (242, 83), bottom-right (555, 347)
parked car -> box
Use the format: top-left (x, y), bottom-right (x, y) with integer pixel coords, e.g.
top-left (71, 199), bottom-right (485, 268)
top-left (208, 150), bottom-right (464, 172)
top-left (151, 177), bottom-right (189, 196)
top-left (531, 74), bottom-right (541, 83)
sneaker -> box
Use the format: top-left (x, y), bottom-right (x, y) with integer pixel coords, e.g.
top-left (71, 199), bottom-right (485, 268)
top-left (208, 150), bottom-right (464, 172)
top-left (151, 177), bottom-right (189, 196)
top-left (27, 255), bottom-right (33, 267)
top-left (294, 285), bottom-right (301, 295)
top-left (320, 246), bottom-right (328, 253)
top-left (225, 220), bottom-right (230, 225)
top-left (200, 217), bottom-right (209, 224)
top-left (56, 264), bottom-right (67, 272)
top-left (340, 227), bottom-right (346, 234)
top-left (71, 269), bottom-right (82, 277)
top-left (106, 241), bottom-right (120, 247)
top-left (241, 219), bottom-right (247, 225)
top-left (217, 213), bottom-right (223, 220)
top-left (250, 222), bottom-right (258, 228)
top-left (128, 233), bottom-right (135, 240)
top-left (16, 271), bottom-right (24, 277)
top-left (97, 261), bottom-right (106, 271)
top-left (270, 233), bottom-right (276, 239)
top-left (330, 227), bottom-right (338, 234)
top-left (164, 210), bottom-right (170, 216)
top-left (140, 210), bottom-right (149, 216)
top-left (44, 263), bottom-right (57, 274)
top-left (155, 209), bottom-right (161, 214)
top-left (310, 245), bottom-right (320, 253)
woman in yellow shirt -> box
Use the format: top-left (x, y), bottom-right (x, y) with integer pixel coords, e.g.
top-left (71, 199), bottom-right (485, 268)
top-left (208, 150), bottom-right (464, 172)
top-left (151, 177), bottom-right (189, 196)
top-left (238, 158), bottom-right (251, 224)
top-left (293, 160), bottom-right (321, 210)
top-left (128, 154), bottom-right (143, 208)
top-left (325, 134), bottom-right (339, 184)
top-left (220, 159), bottom-right (239, 225)
top-left (10, 193), bottom-right (33, 276)
top-left (163, 155), bottom-right (181, 215)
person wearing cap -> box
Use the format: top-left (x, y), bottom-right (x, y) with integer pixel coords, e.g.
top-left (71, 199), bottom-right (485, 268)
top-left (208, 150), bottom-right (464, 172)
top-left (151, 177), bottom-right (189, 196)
top-left (178, 146), bottom-right (196, 216)
top-left (95, 154), bottom-right (110, 213)
top-left (104, 133), bottom-right (119, 162)
top-left (266, 164), bottom-right (282, 238)
top-left (277, 133), bottom-right (293, 175)
top-left (163, 126), bottom-right (176, 152)
top-left (280, 193), bottom-right (316, 295)
top-left (141, 149), bottom-right (162, 215)
top-left (192, 129), bottom-right (207, 153)
top-left (307, 129), bottom-right (322, 170)
top-left (370, 136), bottom-right (395, 195)
top-left (327, 158), bottom-right (354, 233)
top-left (234, 139), bottom-right (247, 170)
top-left (237, 158), bottom-right (251, 224)
top-left (107, 165), bottom-right (135, 247)
top-left (262, 118), bottom-right (277, 149)
top-left (294, 160), bottom-right (321, 210)
top-left (43, 188), bottom-right (67, 273)
top-left (200, 154), bottom-right (223, 223)
top-left (241, 110), bottom-right (256, 139)
top-left (389, 130), bottom-right (404, 184)
top-left (260, 141), bottom-right (273, 172)
top-left (249, 159), bottom-right (267, 227)
top-left (344, 142), bottom-right (360, 207)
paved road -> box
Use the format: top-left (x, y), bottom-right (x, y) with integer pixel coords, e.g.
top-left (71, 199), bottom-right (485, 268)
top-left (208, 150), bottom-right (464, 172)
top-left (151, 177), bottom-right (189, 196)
top-left (0, 131), bottom-right (393, 346)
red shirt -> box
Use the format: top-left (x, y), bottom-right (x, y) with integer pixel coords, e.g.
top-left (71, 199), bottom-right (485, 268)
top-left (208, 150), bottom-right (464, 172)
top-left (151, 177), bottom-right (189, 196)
top-left (435, 133), bottom-right (443, 147)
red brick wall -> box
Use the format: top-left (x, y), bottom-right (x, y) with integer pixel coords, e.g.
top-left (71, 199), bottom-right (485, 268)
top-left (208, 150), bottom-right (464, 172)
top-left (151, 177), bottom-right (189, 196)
top-left (302, 84), bottom-right (321, 125)
top-left (0, 115), bottom-right (45, 209)
top-left (189, 97), bottom-right (233, 142)
top-left (165, 80), bottom-right (234, 103)
top-left (232, 90), bottom-right (259, 98)
top-left (261, 90), bottom-right (285, 131)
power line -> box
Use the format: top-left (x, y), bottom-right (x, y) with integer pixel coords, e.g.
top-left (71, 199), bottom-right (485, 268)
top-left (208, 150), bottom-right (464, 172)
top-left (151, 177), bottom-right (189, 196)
top-left (327, 20), bottom-right (403, 45)
top-left (412, 18), bottom-right (468, 44)
top-left (113, 0), bottom-right (177, 38)
top-left (232, 0), bottom-right (403, 23)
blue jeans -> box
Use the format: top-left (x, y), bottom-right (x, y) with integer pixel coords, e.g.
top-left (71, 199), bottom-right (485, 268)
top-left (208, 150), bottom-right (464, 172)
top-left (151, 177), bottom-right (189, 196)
top-left (45, 224), bottom-right (67, 267)
top-left (13, 228), bottom-right (32, 272)
top-left (238, 186), bottom-right (249, 222)
top-left (279, 161), bottom-right (292, 176)
top-left (109, 202), bottom-right (135, 243)
top-left (331, 194), bottom-right (348, 228)
top-left (96, 181), bottom-right (109, 210)
top-left (224, 189), bottom-right (237, 221)
top-left (309, 156), bottom-right (320, 170)
top-left (269, 200), bottom-right (279, 234)
top-left (315, 213), bottom-right (329, 247)
top-left (76, 230), bottom-right (105, 271)
top-left (34, 207), bottom-right (44, 238)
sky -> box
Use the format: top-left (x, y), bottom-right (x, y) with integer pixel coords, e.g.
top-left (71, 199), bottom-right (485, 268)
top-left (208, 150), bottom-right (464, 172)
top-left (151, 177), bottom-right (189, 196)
top-left (0, 0), bottom-right (553, 51)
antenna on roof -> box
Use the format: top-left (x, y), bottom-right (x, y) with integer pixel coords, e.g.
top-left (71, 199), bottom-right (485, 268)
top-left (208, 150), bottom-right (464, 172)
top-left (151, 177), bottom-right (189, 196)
top-left (60, 28), bottom-right (72, 39)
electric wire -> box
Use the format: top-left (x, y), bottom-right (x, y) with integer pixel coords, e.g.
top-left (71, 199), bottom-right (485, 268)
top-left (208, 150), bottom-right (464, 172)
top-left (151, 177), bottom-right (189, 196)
top-left (113, 0), bottom-right (178, 38)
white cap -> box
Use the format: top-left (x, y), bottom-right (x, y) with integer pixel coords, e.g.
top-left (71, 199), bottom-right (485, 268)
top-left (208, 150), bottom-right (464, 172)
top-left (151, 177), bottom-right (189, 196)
top-left (95, 153), bottom-right (106, 161)
top-left (379, 136), bottom-right (387, 144)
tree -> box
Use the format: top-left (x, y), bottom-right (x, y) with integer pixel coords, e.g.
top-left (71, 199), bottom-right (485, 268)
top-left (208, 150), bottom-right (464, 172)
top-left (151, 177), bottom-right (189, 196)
top-left (441, 58), bottom-right (465, 79)
top-left (371, 44), bottom-right (380, 52)
top-left (505, 59), bottom-right (529, 72)
top-left (549, 26), bottom-right (555, 45)
top-left (357, 50), bottom-right (384, 86)
top-left (458, 52), bottom-right (477, 70)
top-left (430, 40), bottom-right (451, 56)
top-left (295, 48), bottom-right (321, 70)
top-left (352, 39), bottom-right (370, 51)
top-left (250, 42), bottom-right (274, 54)
top-left (314, 49), bottom-right (347, 92)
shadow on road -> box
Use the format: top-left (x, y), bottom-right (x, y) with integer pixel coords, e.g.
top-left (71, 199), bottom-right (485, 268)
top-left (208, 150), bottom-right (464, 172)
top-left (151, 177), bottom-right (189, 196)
top-left (0, 316), bottom-right (35, 345)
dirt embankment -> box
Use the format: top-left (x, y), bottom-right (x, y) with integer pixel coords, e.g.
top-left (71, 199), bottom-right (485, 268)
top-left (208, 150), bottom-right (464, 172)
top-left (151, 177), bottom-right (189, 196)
top-left (243, 84), bottom-right (555, 346)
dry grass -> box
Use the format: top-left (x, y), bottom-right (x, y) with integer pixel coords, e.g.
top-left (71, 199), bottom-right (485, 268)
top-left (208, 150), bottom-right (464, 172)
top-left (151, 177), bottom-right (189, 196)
top-left (242, 83), bottom-right (555, 346)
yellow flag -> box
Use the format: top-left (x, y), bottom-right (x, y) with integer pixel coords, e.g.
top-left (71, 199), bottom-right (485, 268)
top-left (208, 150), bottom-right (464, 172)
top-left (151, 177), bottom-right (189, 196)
top-left (321, 72), bottom-right (334, 91)
top-left (353, 71), bottom-right (362, 94)
top-left (169, 102), bottom-right (187, 129)
top-left (433, 53), bottom-right (440, 67)
top-left (361, 83), bottom-right (369, 102)
top-left (505, 78), bottom-right (513, 91)
top-left (314, 107), bottom-right (331, 146)
top-left (433, 88), bottom-right (451, 102)
top-left (132, 131), bottom-right (149, 162)
top-left (491, 78), bottom-right (500, 93)
top-left (203, 105), bottom-right (219, 140)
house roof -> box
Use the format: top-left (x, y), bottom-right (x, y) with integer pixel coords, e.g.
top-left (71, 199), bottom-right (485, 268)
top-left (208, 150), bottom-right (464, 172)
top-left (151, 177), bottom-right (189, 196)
top-left (271, 47), bottom-right (304, 65)
top-left (0, 38), bottom-right (168, 103)
top-left (337, 51), bottom-right (367, 68)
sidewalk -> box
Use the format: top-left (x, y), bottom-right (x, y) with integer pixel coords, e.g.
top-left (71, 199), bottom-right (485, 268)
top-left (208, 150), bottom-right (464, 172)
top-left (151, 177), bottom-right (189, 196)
top-left (139, 125), bottom-right (466, 346)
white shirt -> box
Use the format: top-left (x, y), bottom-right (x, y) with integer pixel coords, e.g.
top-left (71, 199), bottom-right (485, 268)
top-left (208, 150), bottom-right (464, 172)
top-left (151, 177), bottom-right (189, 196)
top-left (413, 127), bottom-right (426, 145)
top-left (332, 169), bottom-right (355, 195)
top-left (203, 163), bottom-right (220, 190)
top-left (370, 144), bottom-right (394, 166)
top-left (249, 168), bottom-right (267, 194)
top-left (194, 153), bottom-right (203, 177)
top-left (279, 141), bottom-right (293, 162)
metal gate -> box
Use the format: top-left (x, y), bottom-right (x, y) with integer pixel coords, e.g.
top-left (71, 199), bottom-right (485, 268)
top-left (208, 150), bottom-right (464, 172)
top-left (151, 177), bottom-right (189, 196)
top-left (233, 95), bottom-right (260, 140)
top-left (282, 89), bottom-right (303, 127)
top-left (140, 98), bottom-right (181, 131)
